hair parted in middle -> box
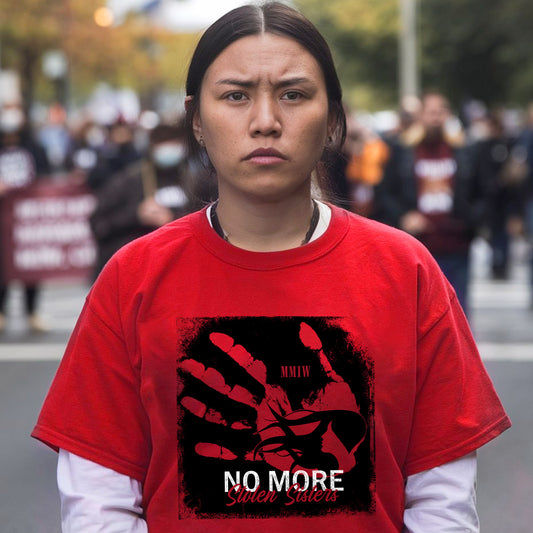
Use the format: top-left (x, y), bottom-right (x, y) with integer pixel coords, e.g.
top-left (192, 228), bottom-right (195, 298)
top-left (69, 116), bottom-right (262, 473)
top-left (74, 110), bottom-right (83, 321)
top-left (184, 1), bottom-right (346, 189)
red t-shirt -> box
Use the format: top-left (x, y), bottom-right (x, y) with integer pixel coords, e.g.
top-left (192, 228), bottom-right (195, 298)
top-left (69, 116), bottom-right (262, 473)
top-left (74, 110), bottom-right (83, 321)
top-left (32, 206), bottom-right (510, 532)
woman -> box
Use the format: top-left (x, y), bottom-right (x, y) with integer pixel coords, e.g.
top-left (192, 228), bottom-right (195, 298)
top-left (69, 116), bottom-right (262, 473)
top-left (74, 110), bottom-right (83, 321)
top-left (33, 3), bottom-right (510, 532)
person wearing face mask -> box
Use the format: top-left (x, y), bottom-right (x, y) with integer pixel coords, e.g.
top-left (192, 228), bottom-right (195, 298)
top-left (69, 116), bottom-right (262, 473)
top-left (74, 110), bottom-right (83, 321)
top-left (88, 120), bottom-right (199, 277)
top-left (0, 105), bottom-right (50, 333)
top-left (86, 119), bottom-right (141, 191)
top-left (64, 120), bottom-right (107, 184)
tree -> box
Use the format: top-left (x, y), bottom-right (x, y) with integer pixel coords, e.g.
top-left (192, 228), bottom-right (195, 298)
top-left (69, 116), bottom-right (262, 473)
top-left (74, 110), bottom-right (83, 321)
top-left (296, 0), bottom-right (400, 110)
top-left (419, 0), bottom-right (509, 107)
top-left (0, 0), bottom-right (63, 109)
top-left (419, 0), bottom-right (533, 107)
top-left (5, 0), bottom-right (532, 115)
top-left (298, 0), bottom-right (533, 110)
top-left (0, 0), bottom-right (200, 111)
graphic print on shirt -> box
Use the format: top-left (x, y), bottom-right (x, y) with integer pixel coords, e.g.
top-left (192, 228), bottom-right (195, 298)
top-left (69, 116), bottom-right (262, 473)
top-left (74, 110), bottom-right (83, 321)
top-left (414, 152), bottom-right (457, 215)
top-left (0, 147), bottom-right (36, 188)
top-left (176, 316), bottom-right (375, 519)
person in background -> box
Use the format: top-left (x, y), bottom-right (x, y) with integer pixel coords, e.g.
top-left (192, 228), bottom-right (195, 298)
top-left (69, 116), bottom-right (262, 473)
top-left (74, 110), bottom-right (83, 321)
top-left (86, 118), bottom-right (141, 191)
top-left (0, 104), bottom-right (50, 333)
top-left (89, 120), bottom-right (199, 277)
top-left (396, 95), bottom-right (422, 140)
top-left (33, 4), bottom-right (510, 532)
top-left (37, 103), bottom-right (72, 174)
top-left (377, 91), bottom-right (486, 315)
top-left (472, 111), bottom-right (527, 280)
top-left (326, 109), bottom-right (389, 216)
top-left (64, 118), bottom-right (107, 184)
top-left (515, 103), bottom-right (533, 308)
top-left (343, 112), bottom-right (389, 218)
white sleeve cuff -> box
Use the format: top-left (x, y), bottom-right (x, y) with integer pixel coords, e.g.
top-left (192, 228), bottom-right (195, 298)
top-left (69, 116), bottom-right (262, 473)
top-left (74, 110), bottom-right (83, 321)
top-left (403, 451), bottom-right (479, 533)
top-left (57, 449), bottom-right (148, 533)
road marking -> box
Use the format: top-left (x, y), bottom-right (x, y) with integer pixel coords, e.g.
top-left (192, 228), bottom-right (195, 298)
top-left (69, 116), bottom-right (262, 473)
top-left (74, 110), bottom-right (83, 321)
top-left (0, 343), bottom-right (65, 361)
top-left (478, 343), bottom-right (533, 362)
top-left (470, 281), bottom-right (531, 309)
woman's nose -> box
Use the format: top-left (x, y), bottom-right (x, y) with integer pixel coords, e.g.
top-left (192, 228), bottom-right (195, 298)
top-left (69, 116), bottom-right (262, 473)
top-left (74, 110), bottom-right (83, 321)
top-left (249, 97), bottom-right (281, 137)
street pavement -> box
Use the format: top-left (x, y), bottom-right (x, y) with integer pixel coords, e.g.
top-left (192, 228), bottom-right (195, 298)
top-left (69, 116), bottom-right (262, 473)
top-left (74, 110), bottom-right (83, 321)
top-left (0, 238), bottom-right (532, 532)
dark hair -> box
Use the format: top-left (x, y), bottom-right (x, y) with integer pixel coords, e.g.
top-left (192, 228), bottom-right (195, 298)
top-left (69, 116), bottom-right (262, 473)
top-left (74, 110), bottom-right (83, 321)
top-left (184, 2), bottom-right (346, 185)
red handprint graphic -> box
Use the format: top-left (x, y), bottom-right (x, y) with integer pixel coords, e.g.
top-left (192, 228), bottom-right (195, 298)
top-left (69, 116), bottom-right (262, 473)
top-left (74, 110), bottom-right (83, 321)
top-left (178, 321), bottom-right (367, 475)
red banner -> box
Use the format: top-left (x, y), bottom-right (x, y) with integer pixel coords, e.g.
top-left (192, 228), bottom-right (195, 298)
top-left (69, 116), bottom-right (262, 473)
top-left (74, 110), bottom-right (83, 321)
top-left (1, 180), bottom-right (96, 283)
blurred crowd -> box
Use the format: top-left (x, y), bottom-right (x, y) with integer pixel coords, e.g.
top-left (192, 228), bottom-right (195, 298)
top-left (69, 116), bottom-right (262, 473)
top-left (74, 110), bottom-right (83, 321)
top-left (0, 100), bottom-right (216, 332)
top-left (323, 93), bottom-right (533, 316)
top-left (1, 92), bottom-right (533, 331)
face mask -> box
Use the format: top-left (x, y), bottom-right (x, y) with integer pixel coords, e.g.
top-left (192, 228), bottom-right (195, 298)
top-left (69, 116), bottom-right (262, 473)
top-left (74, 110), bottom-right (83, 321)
top-left (0, 108), bottom-right (25, 133)
top-left (152, 142), bottom-right (185, 169)
top-left (85, 126), bottom-right (106, 148)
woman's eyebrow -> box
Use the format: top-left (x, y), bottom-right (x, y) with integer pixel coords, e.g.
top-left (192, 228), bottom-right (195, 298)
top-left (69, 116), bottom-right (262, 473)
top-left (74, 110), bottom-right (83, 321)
top-left (215, 77), bottom-right (315, 88)
top-left (215, 79), bottom-right (255, 88)
top-left (277, 77), bottom-right (314, 88)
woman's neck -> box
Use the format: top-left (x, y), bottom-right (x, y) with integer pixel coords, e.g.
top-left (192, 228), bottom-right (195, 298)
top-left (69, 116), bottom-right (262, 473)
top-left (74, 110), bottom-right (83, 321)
top-left (215, 189), bottom-right (316, 252)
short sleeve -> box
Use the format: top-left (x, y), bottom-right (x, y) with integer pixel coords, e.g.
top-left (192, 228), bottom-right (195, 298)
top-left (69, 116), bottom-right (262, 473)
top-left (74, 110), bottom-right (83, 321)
top-left (403, 279), bottom-right (511, 476)
top-left (31, 259), bottom-right (150, 481)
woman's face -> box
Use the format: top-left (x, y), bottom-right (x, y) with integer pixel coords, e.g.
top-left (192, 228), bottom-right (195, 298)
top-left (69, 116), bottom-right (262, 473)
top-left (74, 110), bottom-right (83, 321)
top-left (193, 33), bottom-right (331, 203)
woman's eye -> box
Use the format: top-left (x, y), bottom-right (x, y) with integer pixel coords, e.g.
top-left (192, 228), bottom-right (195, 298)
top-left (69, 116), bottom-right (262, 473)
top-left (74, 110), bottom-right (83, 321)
top-left (282, 91), bottom-right (303, 101)
top-left (226, 92), bottom-right (246, 102)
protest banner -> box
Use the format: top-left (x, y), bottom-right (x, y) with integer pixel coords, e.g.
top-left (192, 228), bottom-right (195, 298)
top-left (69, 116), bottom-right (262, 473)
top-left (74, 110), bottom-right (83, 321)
top-left (0, 180), bottom-right (96, 283)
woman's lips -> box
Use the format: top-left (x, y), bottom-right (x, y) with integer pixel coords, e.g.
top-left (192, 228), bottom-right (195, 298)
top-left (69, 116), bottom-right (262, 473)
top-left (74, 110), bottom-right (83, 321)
top-left (243, 148), bottom-right (288, 164)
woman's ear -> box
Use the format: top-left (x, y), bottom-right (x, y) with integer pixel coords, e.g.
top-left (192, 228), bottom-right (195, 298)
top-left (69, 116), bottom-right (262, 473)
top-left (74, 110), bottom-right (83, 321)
top-left (327, 112), bottom-right (337, 145)
top-left (184, 95), bottom-right (193, 112)
top-left (193, 118), bottom-right (203, 145)
top-left (185, 95), bottom-right (203, 144)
